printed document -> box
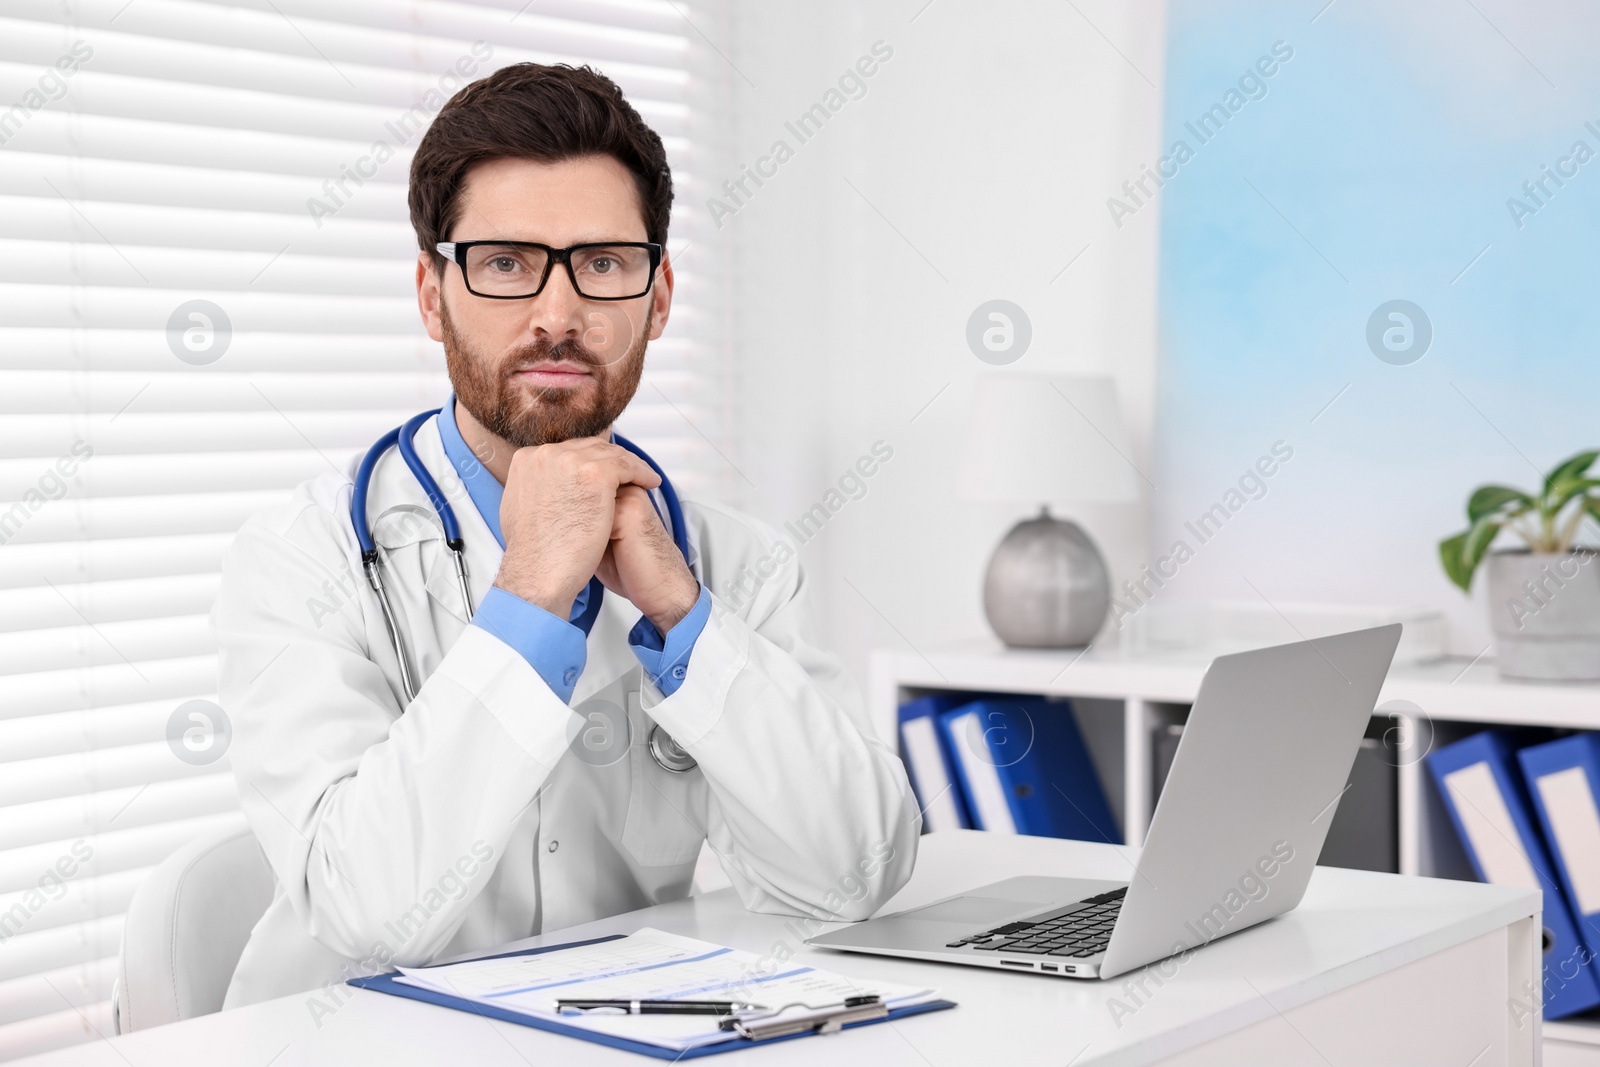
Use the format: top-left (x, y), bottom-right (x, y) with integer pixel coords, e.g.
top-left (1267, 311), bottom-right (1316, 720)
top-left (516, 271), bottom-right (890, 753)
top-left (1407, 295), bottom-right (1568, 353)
top-left (393, 927), bottom-right (939, 1052)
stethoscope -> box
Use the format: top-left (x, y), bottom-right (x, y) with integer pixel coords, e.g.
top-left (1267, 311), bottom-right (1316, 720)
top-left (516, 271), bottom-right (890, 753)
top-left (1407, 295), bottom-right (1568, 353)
top-left (351, 407), bottom-right (698, 773)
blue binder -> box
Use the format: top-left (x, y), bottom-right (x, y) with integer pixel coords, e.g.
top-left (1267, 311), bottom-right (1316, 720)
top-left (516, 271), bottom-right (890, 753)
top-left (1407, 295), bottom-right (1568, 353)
top-left (1520, 734), bottom-right (1600, 975)
top-left (348, 934), bottom-right (956, 1059)
top-left (937, 696), bottom-right (1119, 843)
top-left (1427, 731), bottom-right (1600, 1019)
top-left (898, 694), bottom-right (977, 832)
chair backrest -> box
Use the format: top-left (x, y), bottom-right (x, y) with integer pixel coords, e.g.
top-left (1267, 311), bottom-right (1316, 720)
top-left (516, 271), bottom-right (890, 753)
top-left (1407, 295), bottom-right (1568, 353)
top-left (115, 825), bottom-right (275, 1032)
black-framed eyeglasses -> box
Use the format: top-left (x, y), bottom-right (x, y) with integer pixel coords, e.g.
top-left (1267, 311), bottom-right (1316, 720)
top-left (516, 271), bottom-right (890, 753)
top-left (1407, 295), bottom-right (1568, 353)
top-left (435, 240), bottom-right (663, 301)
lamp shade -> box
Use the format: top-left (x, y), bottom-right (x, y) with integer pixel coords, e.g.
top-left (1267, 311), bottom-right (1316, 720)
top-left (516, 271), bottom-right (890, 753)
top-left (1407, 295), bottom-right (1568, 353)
top-left (957, 374), bottom-right (1140, 504)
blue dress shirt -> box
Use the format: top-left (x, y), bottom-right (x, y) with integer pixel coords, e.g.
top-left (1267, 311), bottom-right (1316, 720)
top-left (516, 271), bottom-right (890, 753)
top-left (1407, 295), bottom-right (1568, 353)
top-left (438, 398), bottom-right (707, 701)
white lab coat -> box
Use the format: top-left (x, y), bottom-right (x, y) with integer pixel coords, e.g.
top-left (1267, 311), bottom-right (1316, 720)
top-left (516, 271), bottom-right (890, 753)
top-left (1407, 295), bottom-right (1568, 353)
top-left (210, 413), bottom-right (920, 1008)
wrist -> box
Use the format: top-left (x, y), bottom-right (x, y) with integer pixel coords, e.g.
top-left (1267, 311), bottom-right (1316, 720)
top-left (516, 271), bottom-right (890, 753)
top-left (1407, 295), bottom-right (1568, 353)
top-left (493, 552), bottom-right (580, 620)
top-left (645, 577), bottom-right (701, 635)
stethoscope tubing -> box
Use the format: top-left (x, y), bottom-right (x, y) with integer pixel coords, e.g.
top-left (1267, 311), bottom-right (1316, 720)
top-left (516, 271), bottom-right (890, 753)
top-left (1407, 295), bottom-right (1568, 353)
top-left (350, 409), bottom-right (696, 771)
top-left (396, 409), bottom-right (473, 615)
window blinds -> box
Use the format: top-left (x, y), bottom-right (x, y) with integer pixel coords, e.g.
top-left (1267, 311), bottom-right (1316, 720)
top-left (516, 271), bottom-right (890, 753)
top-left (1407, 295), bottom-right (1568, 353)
top-left (0, 0), bottom-right (728, 1057)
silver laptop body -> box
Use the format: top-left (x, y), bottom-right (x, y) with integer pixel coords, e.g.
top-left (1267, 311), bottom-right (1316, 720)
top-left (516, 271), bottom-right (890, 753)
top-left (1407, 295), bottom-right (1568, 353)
top-left (807, 624), bottom-right (1402, 980)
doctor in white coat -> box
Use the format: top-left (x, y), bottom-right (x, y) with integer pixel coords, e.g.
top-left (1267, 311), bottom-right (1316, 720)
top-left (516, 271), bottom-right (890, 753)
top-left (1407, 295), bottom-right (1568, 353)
top-left (211, 62), bottom-right (919, 1009)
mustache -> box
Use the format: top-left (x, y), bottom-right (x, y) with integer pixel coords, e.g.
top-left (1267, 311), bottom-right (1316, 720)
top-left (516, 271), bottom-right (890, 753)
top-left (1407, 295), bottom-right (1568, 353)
top-left (501, 337), bottom-right (599, 375)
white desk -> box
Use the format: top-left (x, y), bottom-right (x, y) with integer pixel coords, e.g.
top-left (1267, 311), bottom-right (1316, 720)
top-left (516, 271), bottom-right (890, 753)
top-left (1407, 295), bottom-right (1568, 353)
top-left (17, 832), bottom-right (1539, 1067)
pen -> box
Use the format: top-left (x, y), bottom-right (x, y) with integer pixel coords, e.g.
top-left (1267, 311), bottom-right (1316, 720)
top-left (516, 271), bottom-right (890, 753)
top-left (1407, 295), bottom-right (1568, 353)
top-left (555, 999), bottom-right (764, 1016)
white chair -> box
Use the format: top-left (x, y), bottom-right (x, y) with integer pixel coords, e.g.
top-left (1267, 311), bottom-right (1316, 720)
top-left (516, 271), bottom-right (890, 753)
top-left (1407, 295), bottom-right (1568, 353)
top-left (113, 825), bottom-right (275, 1033)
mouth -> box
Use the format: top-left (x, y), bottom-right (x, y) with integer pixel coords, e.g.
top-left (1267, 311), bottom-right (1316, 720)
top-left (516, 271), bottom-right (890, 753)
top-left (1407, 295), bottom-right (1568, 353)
top-left (511, 361), bottom-right (594, 390)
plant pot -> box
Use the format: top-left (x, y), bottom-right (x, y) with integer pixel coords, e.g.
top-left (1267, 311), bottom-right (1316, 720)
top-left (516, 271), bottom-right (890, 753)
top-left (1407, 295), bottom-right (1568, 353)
top-left (1485, 549), bottom-right (1600, 681)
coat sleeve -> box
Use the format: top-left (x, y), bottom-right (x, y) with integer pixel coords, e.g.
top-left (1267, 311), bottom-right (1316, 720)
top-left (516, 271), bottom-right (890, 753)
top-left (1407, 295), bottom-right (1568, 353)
top-left (641, 507), bottom-right (921, 922)
top-left (211, 501), bottom-right (573, 966)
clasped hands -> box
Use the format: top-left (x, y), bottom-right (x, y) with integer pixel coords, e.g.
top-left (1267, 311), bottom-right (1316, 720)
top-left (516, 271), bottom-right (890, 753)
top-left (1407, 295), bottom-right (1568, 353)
top-left (493, 437), bottom-right (698, 635)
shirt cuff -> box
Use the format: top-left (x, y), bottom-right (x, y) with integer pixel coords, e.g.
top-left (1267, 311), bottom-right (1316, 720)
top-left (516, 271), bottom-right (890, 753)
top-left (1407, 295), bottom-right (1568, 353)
top-left (471, 587), bottom-right (587, 703)
top-left (629, 585), bottom-right (711, 697)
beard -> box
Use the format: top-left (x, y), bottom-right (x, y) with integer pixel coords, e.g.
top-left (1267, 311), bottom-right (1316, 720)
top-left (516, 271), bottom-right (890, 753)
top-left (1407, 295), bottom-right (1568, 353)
top-left (441, 301), bottom-right (650, 448)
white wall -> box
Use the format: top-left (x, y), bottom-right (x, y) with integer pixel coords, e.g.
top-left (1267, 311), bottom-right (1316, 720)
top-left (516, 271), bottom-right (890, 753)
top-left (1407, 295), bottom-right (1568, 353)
top-left (711, 0), bottom-right (1169, 698)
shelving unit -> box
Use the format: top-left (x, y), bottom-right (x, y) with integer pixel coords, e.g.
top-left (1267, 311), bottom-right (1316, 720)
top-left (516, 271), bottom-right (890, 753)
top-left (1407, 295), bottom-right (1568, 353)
top-left (870, 639), bottom-right (1600, 1062)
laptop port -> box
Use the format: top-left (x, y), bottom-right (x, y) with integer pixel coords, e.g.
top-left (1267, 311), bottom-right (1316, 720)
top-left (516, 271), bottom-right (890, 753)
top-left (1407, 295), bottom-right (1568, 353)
top-left (999, 960), bottom-right (1033, 968)
top-left (1063, 966), bottom-right (1076, 973)
top-left (1040, 964), bottom-right (1058, 972)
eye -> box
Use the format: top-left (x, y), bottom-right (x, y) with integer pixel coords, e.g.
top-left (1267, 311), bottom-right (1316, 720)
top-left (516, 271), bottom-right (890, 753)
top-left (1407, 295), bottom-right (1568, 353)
top-left (488, 256), bottom-right (521, 273)
top-left (589, 256), bottom-right (618, 274)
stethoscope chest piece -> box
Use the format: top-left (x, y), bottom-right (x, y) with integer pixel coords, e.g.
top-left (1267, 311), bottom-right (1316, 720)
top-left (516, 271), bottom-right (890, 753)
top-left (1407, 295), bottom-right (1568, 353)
top-left (648, 723), bottom-right (697, 773)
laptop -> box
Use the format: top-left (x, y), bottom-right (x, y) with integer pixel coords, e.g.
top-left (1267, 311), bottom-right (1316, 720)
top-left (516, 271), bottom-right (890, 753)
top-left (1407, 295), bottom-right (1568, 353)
top-left (808, 624), bottom-right (1402, 980)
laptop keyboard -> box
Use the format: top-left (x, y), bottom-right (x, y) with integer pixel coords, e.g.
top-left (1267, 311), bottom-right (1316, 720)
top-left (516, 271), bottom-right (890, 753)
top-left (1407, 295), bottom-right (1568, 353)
top-left (944, 887), bottom-right (1127, 959)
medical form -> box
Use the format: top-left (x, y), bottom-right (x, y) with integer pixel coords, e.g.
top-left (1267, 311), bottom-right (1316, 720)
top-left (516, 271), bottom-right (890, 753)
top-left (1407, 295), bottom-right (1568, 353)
top-left (392, 928), bottom-right (942, 1053)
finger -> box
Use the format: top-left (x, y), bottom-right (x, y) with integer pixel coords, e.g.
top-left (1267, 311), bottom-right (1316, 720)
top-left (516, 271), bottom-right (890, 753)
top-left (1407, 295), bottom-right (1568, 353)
top-left (540, 432), bottom-right (611, 451)
top-left (531, 444), bottom-right (648, 490)
top-left (510, 435), bottom-right (603, 464)
top-left (615, 483), bottom-right (651, 505)
top-left (513, 435), bottom-right (614, 474)
top-left (592, 449), bottom-right (661, 491)
top-left (539, 437), bottom-right (660, 481)
top-left (611, 485), bottom-right (664, 537)
top-left (525, 439), bottom-right (661, 492)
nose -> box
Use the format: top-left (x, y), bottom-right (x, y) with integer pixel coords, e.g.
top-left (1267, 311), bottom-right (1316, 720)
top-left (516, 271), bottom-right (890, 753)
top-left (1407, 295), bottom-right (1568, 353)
top-left (522, 261), bottom-right (587, 341)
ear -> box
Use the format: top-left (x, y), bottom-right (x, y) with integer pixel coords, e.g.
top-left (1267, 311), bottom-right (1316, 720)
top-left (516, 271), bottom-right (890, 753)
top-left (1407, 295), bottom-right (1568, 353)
top-left (646, 250), bottom-right (675, 340)
top-left (417, 252), bottom-right (445, 343)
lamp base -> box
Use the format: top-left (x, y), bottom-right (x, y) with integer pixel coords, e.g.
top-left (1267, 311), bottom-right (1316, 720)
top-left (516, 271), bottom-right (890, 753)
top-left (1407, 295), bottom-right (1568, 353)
top-left (982, 510), bottom-right (1110, 648)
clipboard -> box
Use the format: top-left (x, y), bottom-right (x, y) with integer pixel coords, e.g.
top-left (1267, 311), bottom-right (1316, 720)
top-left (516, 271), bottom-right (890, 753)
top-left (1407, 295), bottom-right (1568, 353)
top-left (347, 934), bottom-right (957, 1059)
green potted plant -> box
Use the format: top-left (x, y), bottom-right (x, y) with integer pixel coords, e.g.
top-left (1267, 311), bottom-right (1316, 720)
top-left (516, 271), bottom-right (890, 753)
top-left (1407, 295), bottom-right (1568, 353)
top-left (1439, 450), bottom-right (1600, 681)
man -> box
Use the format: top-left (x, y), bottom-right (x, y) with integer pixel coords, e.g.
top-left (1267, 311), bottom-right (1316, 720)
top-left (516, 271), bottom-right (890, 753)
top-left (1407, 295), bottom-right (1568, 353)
top-left (212, 63), bottom-right (919, 1008)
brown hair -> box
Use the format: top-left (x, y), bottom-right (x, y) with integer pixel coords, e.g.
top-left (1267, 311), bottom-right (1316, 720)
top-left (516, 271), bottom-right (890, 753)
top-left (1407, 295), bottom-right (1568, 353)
top-left (409, 63), bottom-right (673, 266)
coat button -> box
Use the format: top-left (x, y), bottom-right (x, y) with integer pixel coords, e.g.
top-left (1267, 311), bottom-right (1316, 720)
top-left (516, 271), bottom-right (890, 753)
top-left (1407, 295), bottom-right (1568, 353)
top-left (562, 667), bottom-right (578, 686)
top-left (670, 665), bottom-right (687, 681)
top-left (548, 840), bottom-right (559, 853)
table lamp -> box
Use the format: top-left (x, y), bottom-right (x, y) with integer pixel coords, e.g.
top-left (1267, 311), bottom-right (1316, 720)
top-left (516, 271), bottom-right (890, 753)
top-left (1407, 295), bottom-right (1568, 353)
top-left (958, 374), bottom-right (1139, 648)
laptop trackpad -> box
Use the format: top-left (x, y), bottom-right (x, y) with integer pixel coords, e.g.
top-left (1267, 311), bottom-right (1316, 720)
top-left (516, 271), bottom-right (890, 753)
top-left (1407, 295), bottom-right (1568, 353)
top-left (903, 895), bottom-right (1049, 924)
